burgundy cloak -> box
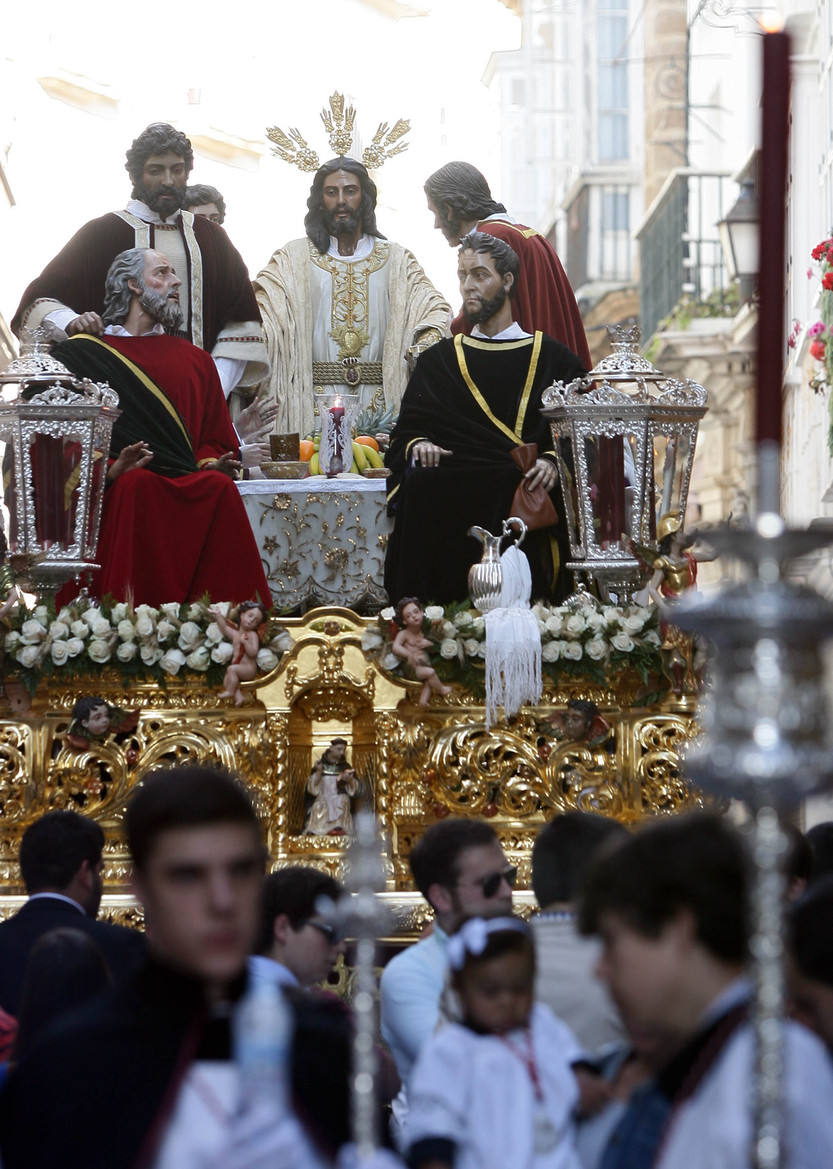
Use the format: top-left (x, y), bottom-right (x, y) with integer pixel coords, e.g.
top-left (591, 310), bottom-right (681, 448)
top-left (451, 218), bottom-right (592, 369)
top-left (53, 333), bottom-right (270, 608)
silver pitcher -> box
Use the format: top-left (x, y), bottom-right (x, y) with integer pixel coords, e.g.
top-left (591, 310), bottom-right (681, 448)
top-left (467, 517), bottom-right (527, 613)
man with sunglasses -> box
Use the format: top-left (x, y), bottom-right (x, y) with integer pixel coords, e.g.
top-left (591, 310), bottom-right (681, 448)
top-left (251, 866), bottom-right (345, 990)
top-left (380, 818), bottom-right (515, 1085)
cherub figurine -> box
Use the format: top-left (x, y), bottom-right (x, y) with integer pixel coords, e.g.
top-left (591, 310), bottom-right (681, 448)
top-left (546, 698), bottom-right (613, 749)
top-left (632, 512), bottom-right (714, 606)
top-left (65, 695), bottom-right (139, 750)
top-left (391, 596), bottom-right (452, 707)
top-left (303, 737), bottom-right (360, 836)
top-left (211, 601), bottom-right (266, 706)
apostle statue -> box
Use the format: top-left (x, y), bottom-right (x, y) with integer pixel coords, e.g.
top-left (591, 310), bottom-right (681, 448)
top-left (254, 155), bottom-right (451, 438)
top-left (302, 738), bottom-right (360, 836)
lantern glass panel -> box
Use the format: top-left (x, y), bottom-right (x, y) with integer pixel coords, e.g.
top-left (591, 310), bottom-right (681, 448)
top-left (648, 430), bottom-right (696, 538)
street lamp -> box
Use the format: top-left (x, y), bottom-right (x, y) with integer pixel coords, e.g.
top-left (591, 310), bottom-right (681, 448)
top-left (718, 178), bottom-right (759, 303)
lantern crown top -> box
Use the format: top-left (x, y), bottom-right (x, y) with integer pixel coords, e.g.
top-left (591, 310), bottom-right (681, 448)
top-left (0, 328), bottom-right (79, 388)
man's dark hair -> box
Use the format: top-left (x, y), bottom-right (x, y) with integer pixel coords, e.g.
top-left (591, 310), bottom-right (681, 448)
top-left (125, 123), bottom-right (194, 187)
top-left (184, 183), bottom-right (226, 224)
top-left (424, 161), bottom-right (506, 222)
top-left (126, 765), bottom-right (260, 871)
top-left (304, 157), bottom-right (386, 253)
top-left (459, 231), bottom-right (520, 297)
top-left (256, 865), bottom-right (343, 953)
top-left (532, 812), bottom-right (627, 908)
top-left (579, 813), bottom-right (750, 964)
top-left (19, 811), bottom-right (104, 893)
top-left (806, 821), bottom-right (833, 881)
top-left (789, 876), bottom-right (833, 989)
top-left (410, 818), bottom-right (499, 904)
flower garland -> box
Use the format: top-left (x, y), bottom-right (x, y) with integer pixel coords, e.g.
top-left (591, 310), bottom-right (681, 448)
top-left (806, 237), bottom-right (833, 451)
top-left (362, 596), bottom-right (667, 695)
top-left (3, 597), bottom-right (292, 691)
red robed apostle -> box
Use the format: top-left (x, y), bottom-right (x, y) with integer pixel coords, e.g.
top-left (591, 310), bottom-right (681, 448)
top-left (52, 247), bottom-right (270, 608)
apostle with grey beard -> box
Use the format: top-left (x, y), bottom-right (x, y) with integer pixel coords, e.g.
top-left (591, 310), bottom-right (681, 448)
top-left (50, 247), bottom-right (271, 609)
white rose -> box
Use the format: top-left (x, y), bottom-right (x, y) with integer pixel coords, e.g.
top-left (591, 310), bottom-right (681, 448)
top-left (211, 601), bottom-right (231, 618)
top-left (50, 640), bottom-right (69, 665)
top-left (16, 644), bottom-right (42, 668)
top-left (65, 637), bottom-right (85, 658)
top-left (566, 613), bottom-right (586, 635)
top-left (186, 603), bottom-right (204, 621)
top-left (379, 606), bottom-right (395, 622)
top-left (425, 605), bottom-right (444, 621)
top-left (563, 641), bottom-right (583, 660)
top-left (159, 648), bottom-right (187, 675)
top-left (211, 642), bottom-right (234, 665)
top-left (585, 610), bottom-right (606, 631)
top-left (270, 630), bottom-right (293, 654)
top-left (532, 602), bottom-right (549, 619)
top-left (361, 629), bottom-right (384, 651)
top-left (471, 617), bottom-right (485, 636)
top-left (135, 603), bottom-right (158, 620)
top-left (157, 619), bottom-right (177, 643)
top-left (476, 642), bottom-right (488, 659)
top-left (111, 602), bottom-right (129, 623)
top-left (20, 618), bottom-right (47, 644)
top-left (135, 613), bottom-right (156, 639)
top-left (87, 638), bottom-right (112, 663)
top-left (542, 641), bottom-right (561, 662)
top-left (622, 614), bottom-right (646, 634)
top-left (545, 615), bottom-right (563, 635)
top-left (186, 646), bottom-right (211, 672)
top-left (177, 621), bottom-right (202, 651)
top-left (81, 608), bottom-right (100, 627)
top-left (382, 652), bottom-right (401, 671)
top-left (33, 604), bottom-right (49, 623)
top-left (611, 632), bottom-right (635, 653)
top-left (89, 615), bottom-right (112, 638)
top-left (439, 638), bottom-right (458, 659)
top-left (453, 610), bottom-right (474, 629)
top-left (116, 641), bottom-right (138, 662)
top-left (49, 620), bottom-right (70, 640)
top-left (463, 638), bottom-right (480, 656)
top-left (117, 619), bottom-right (137, 642)
top-left (256, 647), bottom-right (279, 672)
top-left (160, 602), bottom-right (182, 620)
top-left (585, 637), bottom-right (608, 660)
top-left (204, 621), bottom-right (223, 645)
top-left (601, 607), bottom-right (620, 624)
top-left (140, 644), bottom-right (164, 667)
top-left (441, 621), bottom-right (457, 639)
top-left (4, 632), bottom-right (21, 652)
top-left (71, 620), bottom-right (90, 639)
top-left (56, 607), bottom-right (74, 624)
top-left (643, 629), bottom-right (662, 647)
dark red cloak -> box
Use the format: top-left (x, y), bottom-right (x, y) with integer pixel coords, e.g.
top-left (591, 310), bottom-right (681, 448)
top-left (451, 218), bottom-right (592, 369)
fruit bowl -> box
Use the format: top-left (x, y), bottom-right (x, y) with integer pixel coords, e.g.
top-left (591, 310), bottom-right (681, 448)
top-left (260, 460), bottom-right (309, 479)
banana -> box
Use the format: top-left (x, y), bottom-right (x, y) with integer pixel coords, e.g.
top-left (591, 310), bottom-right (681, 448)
top-left (351, 440), bottom-right (369, 471)
top-left (350, 457), bottom-right (359, 472)
top-left (309, 452), bottom-right (321, 475)
top-left (363, 445), bottom-right (384, 468)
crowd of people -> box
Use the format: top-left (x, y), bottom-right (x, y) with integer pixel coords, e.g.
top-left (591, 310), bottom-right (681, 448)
top-left (0, 769), bottom-right (831, 1168)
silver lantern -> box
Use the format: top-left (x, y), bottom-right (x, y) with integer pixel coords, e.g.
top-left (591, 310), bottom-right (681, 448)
top-left (0, 331), bottom-right (120, 598)
top-left (540, 324), bottom-right (707, 601)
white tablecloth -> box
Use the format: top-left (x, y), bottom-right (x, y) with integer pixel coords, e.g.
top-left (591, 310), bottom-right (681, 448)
top-left (237, 477), bottom-right (391, 612)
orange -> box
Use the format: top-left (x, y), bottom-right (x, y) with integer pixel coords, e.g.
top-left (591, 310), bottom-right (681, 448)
top-left (355, 434), bottom-right (380, 452)
top-left (299, 439), bottom-right (315, 461)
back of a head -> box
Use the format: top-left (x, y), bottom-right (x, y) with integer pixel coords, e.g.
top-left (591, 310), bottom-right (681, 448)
top-left (184, 183), bottom-right (226, 223)
top-left (806, 821), bottom-right (833, 882)
top-left (14, 927), bottom-right (111, 1062)
top-left (532, 811), bottom-right (628, 907)
top-left (579, 813), bottom-right (749, 965)
top-left (409, 818), bottom-right (498, 901)
top-left (424, 161), bottom-right (504, 220)
top-left (126, 765), bottom-right (259, 871)
top-left (19, 811), bottom-right (104, 894)
top-left (257, 865), bottom-right (343, 953)
top-left (789, 876), bottom-right (833, 988)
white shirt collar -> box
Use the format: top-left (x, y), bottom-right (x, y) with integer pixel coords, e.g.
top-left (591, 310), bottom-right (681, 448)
top-left (327, 234), bottom-right (374, 261)
top-left (471, 322), bottom-right (532, 341)
top-left (480, 211), bottom-right (520, 225)
top-left (248, 954), bottom-right (299, 988)
top-left (27, 892), bottom-right (86, 914)
top-left (124, 198), bottom-right (182, 226)
top-left (104, 323), bottom-right (165, 338)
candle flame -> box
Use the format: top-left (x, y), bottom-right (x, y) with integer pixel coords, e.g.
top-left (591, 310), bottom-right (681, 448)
top-left (334, 396), bottom-right (342, 407)
top-left (759, 10), bottom-right (784, 33)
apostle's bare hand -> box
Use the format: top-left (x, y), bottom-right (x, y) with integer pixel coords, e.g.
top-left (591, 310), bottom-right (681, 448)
top-left (66, 312), bottom-right (105, 337)
top-left (525, 458), bottom-right (558, 492)
top-left (240, 440), bottom-right (270, 468)
top-left (107, 441), bottom-right (153, 482)
top-left (412, 441), bottom-right (452, 468)
top-left (236, 396), bottom-right (279, 440)
top-left (205, 451), bottom-right (242, 478)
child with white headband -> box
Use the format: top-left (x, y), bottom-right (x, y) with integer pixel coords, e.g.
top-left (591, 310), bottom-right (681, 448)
top-left (405, 915), bottom-right (584, 1169)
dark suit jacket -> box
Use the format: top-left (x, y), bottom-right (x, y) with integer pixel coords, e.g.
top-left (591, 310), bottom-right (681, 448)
top-left (0, 896), bottom-right (145, 1017)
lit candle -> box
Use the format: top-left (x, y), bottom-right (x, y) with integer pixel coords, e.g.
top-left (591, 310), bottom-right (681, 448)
top-left (328, 396), bottom-right (346, 476)
top-left (755, 21), bottom-right (790, 459)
